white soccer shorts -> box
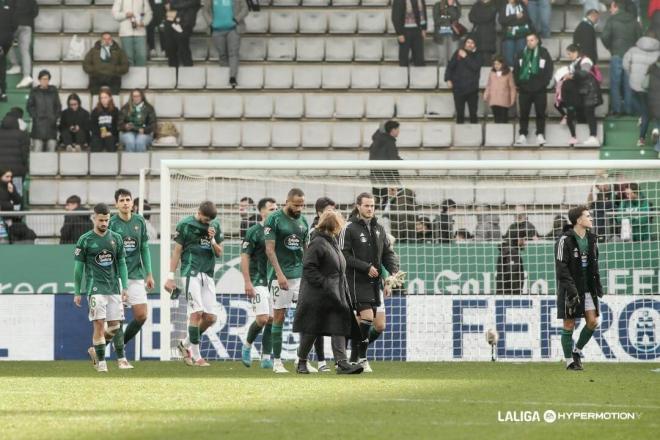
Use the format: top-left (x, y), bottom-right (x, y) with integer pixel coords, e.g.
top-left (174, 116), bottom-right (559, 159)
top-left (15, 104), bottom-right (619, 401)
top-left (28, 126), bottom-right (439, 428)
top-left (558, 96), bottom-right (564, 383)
top-left (271, 278), bottom-right (301, 310)
top-left (376, 289), bottom-right (386, 313)
top-left (88, 294), bottom-right (124, 322)
top-left (251, 285), bottom-right (273, 317)
top-left (126, 279), bottom-right (148, 306)
top-left (186, 273), bottom-right (217, 315)
top-left (584, 293), bottom-right (596, 312)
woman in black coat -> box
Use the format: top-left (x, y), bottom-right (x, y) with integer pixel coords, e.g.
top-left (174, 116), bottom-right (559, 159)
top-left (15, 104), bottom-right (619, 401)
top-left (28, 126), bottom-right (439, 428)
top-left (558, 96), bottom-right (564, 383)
top-left (59, 93), bottom-right (91, 151)
top-left (469, 0), bottom-right (498, 66)
top-left (293, 211), bottom-right (363, 375)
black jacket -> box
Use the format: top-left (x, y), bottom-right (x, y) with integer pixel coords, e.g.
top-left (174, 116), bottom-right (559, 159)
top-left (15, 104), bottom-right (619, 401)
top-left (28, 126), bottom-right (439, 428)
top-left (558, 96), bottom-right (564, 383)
top-left (0, 115), bottom-right (30, 177)
top-left (293, 232), bottom-right (354, 337)
top-left (469, 0), bottom-right (498, 53)
top-left (8, 220), bottom-right (36, 244)
top-left (369, 128), bottom-right (402, 187)
top-left (445, 49), bottom-right (483, 95)
top-left (498, 1), bottom-right (532, 40)
top-left (386, 188), bottom-right (418, 243)
top-left (555, 229), bottom-right (604, 302)
top-left (27, 85), bottom-right (61, 140)
top-left (392, 0), bottom-right (428, 35)
top-left (495, 242), bottom-right (525, 294)
top-left (433, 212), bottom-right (453, 243)
top-left (90, 106), bottom-right (120, 139)
top-left (60, 208), bottom-right (92, 244)
top-left (0, 181), bottom-right (21, 212)
top-left (60, 106), bottom-right (91, 141)
top-left (168, 0), bottom-right (201, 31)
top-left (340, 214), bottom-right (399, 305)
top-left (12, 0), bottom-right (38, 27)
top-left (573, 18), bottom-right (598, 64)
top-left (0, 0), bottom-right (16, 46)
top-left (514, 46), bottom-right (554, 93)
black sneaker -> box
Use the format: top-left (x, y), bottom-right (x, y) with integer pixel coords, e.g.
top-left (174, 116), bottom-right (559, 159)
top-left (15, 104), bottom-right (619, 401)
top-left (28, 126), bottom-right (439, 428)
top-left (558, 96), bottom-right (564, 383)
top-left (296, 359), bottom-right (310, 374)
top-left (229, 77), bottom-right (237, 88)
top-left (566, 361), bottom-right (583, 371)
top-left (572, 351), bottom-right (583, 370)
top-left (336, 360), bottom-right (363, 375)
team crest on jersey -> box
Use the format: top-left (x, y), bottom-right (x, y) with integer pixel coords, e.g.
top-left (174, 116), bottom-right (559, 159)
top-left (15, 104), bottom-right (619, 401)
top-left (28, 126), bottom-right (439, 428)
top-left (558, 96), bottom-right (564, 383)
top-left (74, 247), bottom-right (82, 256)
top-left (285, 235), bottom-right (301, 250)
top-left (359, 233), bottom-right (367, 243)
top-left (264, 227), bottom-right (272, 235)
top-left (95, 249), bottom-right (114, 267)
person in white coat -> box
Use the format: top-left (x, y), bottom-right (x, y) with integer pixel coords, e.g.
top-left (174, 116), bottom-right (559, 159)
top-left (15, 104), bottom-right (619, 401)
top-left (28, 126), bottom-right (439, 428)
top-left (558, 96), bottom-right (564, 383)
top-left (112, 0), bottom-right (153, 66)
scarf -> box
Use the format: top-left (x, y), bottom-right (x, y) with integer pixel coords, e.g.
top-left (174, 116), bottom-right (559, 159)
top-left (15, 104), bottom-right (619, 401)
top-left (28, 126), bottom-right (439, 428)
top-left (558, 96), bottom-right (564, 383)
top-left (518, 46), bottom-right (539, 82)
top-left (129, 102), bottom-right (145, 128)
top-left (504, 3), bottom-right (528, 38)
top-left (100, 45), bottom-right (111, 62)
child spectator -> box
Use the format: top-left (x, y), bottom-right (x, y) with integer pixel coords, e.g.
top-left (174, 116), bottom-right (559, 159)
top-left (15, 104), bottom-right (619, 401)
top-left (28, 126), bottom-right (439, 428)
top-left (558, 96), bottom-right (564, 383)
top-left (484, 55), bottom-right (517, 123)
top-left (90, 87), bottom-right (119, 152)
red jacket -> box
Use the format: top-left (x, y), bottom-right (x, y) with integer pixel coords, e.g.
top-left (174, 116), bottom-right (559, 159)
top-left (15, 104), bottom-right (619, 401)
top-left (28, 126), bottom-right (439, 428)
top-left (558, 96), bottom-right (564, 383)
top-left (649, 0), bottom-right (660, 17)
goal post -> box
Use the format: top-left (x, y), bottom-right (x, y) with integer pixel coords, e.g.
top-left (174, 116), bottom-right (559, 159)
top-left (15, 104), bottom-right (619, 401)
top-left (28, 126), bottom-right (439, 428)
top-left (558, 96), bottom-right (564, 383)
top-left (159, 160), bottom-right (660, 362)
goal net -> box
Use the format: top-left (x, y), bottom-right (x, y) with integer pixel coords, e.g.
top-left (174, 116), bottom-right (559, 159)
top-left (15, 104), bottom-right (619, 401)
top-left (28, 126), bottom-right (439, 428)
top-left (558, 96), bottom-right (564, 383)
top-left (159, 160), bottom-right (660, 363)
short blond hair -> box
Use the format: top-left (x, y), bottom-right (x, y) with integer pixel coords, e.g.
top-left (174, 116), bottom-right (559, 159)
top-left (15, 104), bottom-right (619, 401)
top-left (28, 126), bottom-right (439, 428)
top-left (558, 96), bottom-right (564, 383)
top-left (316, 210), bottom-right (345, 237)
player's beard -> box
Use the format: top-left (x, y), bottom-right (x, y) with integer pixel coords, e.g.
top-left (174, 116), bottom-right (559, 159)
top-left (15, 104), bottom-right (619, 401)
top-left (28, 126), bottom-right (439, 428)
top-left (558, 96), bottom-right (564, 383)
top-left (286, 208), bottom-right (301, 219)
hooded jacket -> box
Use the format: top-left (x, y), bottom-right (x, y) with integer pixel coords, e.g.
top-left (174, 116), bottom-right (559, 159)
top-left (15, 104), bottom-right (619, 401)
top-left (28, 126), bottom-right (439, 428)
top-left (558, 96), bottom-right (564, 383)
top-left (623, 36), bottom-right (660, 92)
top-left (0, 115), bottom-right (30, 177)
top-left (469, 0), bottom-right (498, 53)
top-left (601, 10), bottom-right (643, 57)
top-left (514, 45), bottom-right (554, 93)
top-left (27, 85), bottom-right (61, 140)
top-left (82, 40), bottom-right (130, 94)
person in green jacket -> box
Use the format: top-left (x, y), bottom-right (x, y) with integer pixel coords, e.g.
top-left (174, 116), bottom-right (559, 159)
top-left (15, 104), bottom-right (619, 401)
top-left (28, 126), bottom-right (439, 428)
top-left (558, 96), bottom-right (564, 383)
top-left (618, 183), bottom-right (651, 241)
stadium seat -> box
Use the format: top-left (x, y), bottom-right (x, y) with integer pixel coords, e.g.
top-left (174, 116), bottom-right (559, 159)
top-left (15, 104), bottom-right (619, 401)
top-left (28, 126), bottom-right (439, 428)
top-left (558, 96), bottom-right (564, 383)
top-left (88, 180), bottom-right (121, 205)
top-left (322, 66), bottom-right (351, 89)
top-left (423, 43), bottom-right (439, 63)
top-left (272, 123), bottom-right (301, 147)
top-left (121, 67), bottom-right (148, 90)
top-left (267, 39), bottom-right (296, 61)
top-left (93, 10), bottom-right (120, 33)
top-left (299, 11), bottom-right (328, 33)
top-left (351, 66), bottom-right (380, 89)
top-left (379, 66), bottom-right (408, 89)
top-left (63, 8), bottom-right (92, 32)
top-left (274, 94), bottom-right (304, 118)
top-left (35, 8), bottom-right (62, 32)
top-left (543, 38), bottom-right (560, 61)
top-left (484, 123), bottom-right (515, 147)
top-left (183, 95), bottom-right (213, 118)
top-left (301, 123), bottom-right (332, 148)
top-left (93, 0), bottom-right (114, 4)
top-left (550, 8), bottom-right (565, 33)
top-left (29, 153), bottom-right (59, 176)
top-left (362, 0), bottom-right (390, 4)
top-left (239, 37), bottom-right (267, 61)
top-left (149, 151), bottom-right (182, 176)
top-left (236, 66), bottom-right (264, 89)
top-left (28, 180), bottom-right (58, 205)
top-left (305, 94), bottom-right (335, 118)
top-left (242, 122), bottom-right (271, 147)
top-left (177, 66), bottom-right (206, 89)
top-left (244, 95), bottom-right (274, 118)
top-left (354, 38), bottom-right (383, 62)
top-left (60, 65), bottom-right (88, 89)
top-left (325, 38), bottom-right (354, 62)
top-left (479, 67), bottom-right (491, 88)
top-left (33, 37), bottom-right (62, 61)
top-left (153, 94), bottom-right (182, 118)
top-left (89, 153), bottom-right (119, 176)
top-left (383, 39), bottom-right (399, 62)
top-left (396, 95), bottom-right (425, 118)
top-left (205, 66), bottom-right (232, 89)
top-left (245, 11), bottom-right (269, 33)
top-left (365, 95), bottom-right (395, 118)
top-left (302, 0), bottom-right (330, 5)
top-left (422, 123), bottom-right (452, 147)
top-left (190, 37), bottom-right (209, 61)
top-left (148, 67), bottom-right (177, 89)
top-left (335, 95), bottom-right (365, 118)
top-left (410, 66), bottom-right (439, 89)
top-left (296, 38), bottom-right (325, 62)
top-left (264, 66), bottom-right (293, 88)
top-left (272, 0), bottom-right (300, 5)
top-left (270, 11), bottom-right (298, 33)
top-left (453, 124), bottom-right (483, 147)
top-left (396, 123), bottom-right (422, 147)
top-left (119, 152), bottom-right (150, 176)
top-left (193, 8), bottom-right (208, 33)
top-left (331, 123), bottom-right (362, 148)
top-left (437, 67), bottom-right (450, 88)
top-left (357, 11), bottom-right (387, 33)
top-left (426, 95), bottom-right (455, 118)
top-left (476, 186), bottom-right (505, 205)
top-left (181, 122), bottom-right (211, 147)
top-left (212, 122), bottom-right (241, 147)
top-left (328, 11), bottom-right (357, 33)
top-left (333, 0), bottom-right (360, 5)
top-left (59, 152), bottom-right (88, 176)
top-left (59, 179), bottom-right (87, 205)
top-left (213, 94), bottom-right (243, 118)
top-left (293, 66), bottom-right (322, 89)
top-left (534, 186), bottom-right (566, 205)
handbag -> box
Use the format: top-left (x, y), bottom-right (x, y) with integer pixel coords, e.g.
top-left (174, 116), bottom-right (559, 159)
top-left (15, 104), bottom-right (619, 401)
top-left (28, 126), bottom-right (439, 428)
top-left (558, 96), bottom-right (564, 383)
top-left (451, 21), bottom-right (467, 38)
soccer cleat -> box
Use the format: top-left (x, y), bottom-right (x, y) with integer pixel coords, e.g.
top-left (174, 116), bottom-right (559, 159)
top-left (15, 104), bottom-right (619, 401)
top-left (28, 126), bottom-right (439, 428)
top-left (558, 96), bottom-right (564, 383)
top-left (317, 361), bottom-right (330, 373)
top-left (87, 347), bottom-right (98, 366)
top-left (568, 137), bottom-right (577, 146)
top-left (96, 361), bottom-right (108, 373)
top-left (16, 76), bottom-right (33, 89)
top-left (566, 361), bottom-right (583, 371)
top-left (582, 136), bottom-right (600, 147)
top-left (296, 360), bottom-right (310, 374)
top-left (272, 359), bottom-right (289, 374)
top-left (117, 358), bottom-right (134, 369)
top-left (177, 340), bottom-right (194, 366)
top-left (260, 358), bottom-right (273, 369)
top-left (515, 134), bottom-right (527, 145)
top-left (336, 360), bottom-right (363, 375)
top-left (194, 358), bottom-right (210, 367)
top-left (572, 351), bottom-right (584, 370)
top-left (536, 134), bottom-right (546, 146)
top-left (6, 65), bottom-right (21, 75)
top-left (241, 344), bottom-right (252, 368)
top-left (359, 359), bottom-right (373, 373)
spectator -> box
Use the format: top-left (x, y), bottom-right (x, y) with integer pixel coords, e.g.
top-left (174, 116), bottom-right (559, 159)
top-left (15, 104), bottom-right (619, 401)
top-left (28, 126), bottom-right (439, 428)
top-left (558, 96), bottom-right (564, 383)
top-left (203, 0), bottom-right (249, 88)
top-left (581, 0), bottom-right (601, 15)
top-left (507, 205), bottom-right (540, 240)
top-left (7, 216), bottom-right (36, 244)
top-left (26, 69), bottom-right (61, 153)
top-left (432, 198), bottom-right (456, 243)
top-left (562, 44), bottom-right (602, 147)
top-left (499, 0), bottom-right (532, 68)
top-left (445, 36), bottom-right (482, 124)
top-left (527, 0), bottom-right (551, 39)
top-left (432, 0), bottom-right (461, 67)
top-left (83, 32), bottom-right (130, 95)
top-left (0, 114), bottom-right (29, 188)
top-left (0, 0), bottom-right (16, 102)
top-left (90, 87), bottom-right (119, 152)
top-left (546, 214), bottom-right (570, 240)
top-left (644, 56), bottom-right (660, 154)
top-left (514, 33), bottom-right (554, 146)
top-left (415, 215), bottom-right (434, 242)
top-left (112, 0), bottom-right (153, 66)
top-left (601, 0), bottom-right (642, 116)
top-left (60, 195), bottom-right (92, 244)
top-left (474, 212), bottom-right (501, 241)
top-left (618, 183), bottom-right (650, 241)
top-left (484, 54), bottom-right (517, 123)
top-left (0, 169), bottom-right (21, 211)
top-left (162, 0), bottom-right (201, 68)
top-left (469, 0), bottom-right (498, 66)
top-left (59, 93), bottom-right (91, 152)
top-left (392, 0), bottom-right (428, 67)
top-left (118, 89), bottom-right (157, 152)
top-left (454, 228), bottom-right (473, 241)
top-left (369, 120), bottom-right (403, 209)
top-left (238, 196), bottom-right (259, 238)
top-left (133, 197), bottom-right (158, 242)
top-left (652, 10), bottom-right (660, 37)
top-left (623, 31), bottom-right (660, 147)
top-left (573, 9), bottom-right (600, 64)
top-left (7, 107), bottom-right (27, 132)
top-left (384, 187), bottom-right (417, 243)
top-left (147, 0), bottom-right (166, 58)
top-left (7, 0), bottom-right (38, 89)
top-left (588, 183), bottom-right (615, 239)
top-left (495, 225), bottom-right (528, 295)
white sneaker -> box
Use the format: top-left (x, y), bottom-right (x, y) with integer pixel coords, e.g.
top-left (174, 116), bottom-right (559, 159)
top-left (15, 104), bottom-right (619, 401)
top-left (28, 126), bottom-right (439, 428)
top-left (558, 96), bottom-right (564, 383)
top-left (651, 128), bottom-right (659, 144)
top-left (359, 359), bottom-right (373, 373)
top-left (317, 361), bottom-right (330, 372)
top-left (96, 361), bottom-right (108, 373)
top-left (293, 357), bottom-right (318, 373)
top-left (272, 359), bottom-right (289, 374)
top-left (6, 65), bottom-right (21, 75)
top-left (515, 134), bottom-right (527, 145)
top-left (582, 136), bottom-right (600, 147)
top-left (536, 134), bottom-right (546, 146)
top-left (117, 358), bottom-right (134, 369)
top-left (193, 358), bottom-right (210, 367)
top-left (16, 76), bottom-right (33, 89)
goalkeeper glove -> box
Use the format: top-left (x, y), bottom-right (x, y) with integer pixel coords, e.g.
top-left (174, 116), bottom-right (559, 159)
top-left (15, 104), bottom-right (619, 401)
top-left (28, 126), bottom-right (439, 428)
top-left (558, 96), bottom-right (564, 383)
top-left (385, 271), bottom-right (407, 289)
top-left (566, 292), bottom-right (580, 317)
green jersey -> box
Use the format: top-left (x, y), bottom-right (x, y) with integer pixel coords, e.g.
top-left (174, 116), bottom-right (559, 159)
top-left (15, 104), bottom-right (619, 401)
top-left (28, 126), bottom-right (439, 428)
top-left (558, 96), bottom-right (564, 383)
top-left (264, 208), bottom-right (308, 280)
top-left (575, 232), bottom-right (589, 294)
top-left (109, 213), bottom-right (149, 280)
top-left (241, 223), bottom-right (267, 286)
top-left (174, 215), bottom-right (224, 277)
top-left (74, 229), bottom-right (126, 295)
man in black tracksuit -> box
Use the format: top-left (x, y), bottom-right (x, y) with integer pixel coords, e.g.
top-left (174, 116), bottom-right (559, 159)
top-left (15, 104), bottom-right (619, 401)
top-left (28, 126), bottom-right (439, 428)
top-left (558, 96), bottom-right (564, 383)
top-left (0, 0), bottom-right (17, 101)
top-left (340, 192), bottom-right (399, 372)
top-left (555, 205), bottom-right (603, 371)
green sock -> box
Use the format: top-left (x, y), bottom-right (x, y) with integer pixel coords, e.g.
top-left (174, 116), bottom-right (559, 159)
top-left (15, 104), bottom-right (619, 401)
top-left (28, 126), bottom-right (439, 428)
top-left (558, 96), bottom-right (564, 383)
top-left (561, 329), bottom-right (574, 359)
top-left (113, 326), bottom-right (125, 359)
top-left (368, 326), bottom-right (382, 343)
top-left (94, 343), bottom-right (106, 362)
top-left (576, 326), bottom-right (595, 350)
top-left (188, 326), bottom-right (200, 345)
top-left (123, 320), bottom-right (144, 345)
top-left (262, 324), bottom-right (273, 357)
top-left (246, 321), bottom-right (264, 345)
top-left (271, 323), bottom-right (283, 359)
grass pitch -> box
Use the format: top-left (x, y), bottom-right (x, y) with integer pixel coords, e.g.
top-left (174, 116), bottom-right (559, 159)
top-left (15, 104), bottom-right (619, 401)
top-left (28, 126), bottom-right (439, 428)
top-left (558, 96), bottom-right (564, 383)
top-left (0, 361), bottom-right (658, 440)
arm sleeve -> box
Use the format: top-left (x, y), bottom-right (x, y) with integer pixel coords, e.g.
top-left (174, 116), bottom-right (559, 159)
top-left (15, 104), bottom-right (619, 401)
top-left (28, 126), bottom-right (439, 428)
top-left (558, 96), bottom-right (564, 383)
top-left (119, 257), bottom-right (129, 289)
top-left (112, 0), bottom-right (126, 21)
top-left (555, 238), bottom-right (578, 298)
top-left (141, 240), bottom-right (152, 275)
top-left (392, 0), bottom-right (404, 35)
top-left (74, 260), bottom-right (85, 295)
top-left (302, 244), bottom-right (326, 288)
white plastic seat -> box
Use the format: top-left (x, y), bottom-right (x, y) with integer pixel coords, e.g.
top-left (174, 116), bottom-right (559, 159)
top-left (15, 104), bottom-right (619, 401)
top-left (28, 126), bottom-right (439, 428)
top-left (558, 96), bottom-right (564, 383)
top-left (550, 8), bottom-right (565, 33)
top-left (453, 124), bottom-right (483, 147)
top-left (299, 11), bottom-right (328, 33)
top-left (181, 122), bottom-right (211, 147)
top-left (379, 66), bottom-right (408, 89)
top-left (333, 0), bottom-right (360, 6)
top-left (533, 187), bottom-right (565, 205)
top-left (239, 38), bottom-right (267, 61)
top-left (59, 180), bottom-right (89, 205)
top-left (270, 11), bottom-right (298, 33)
top-left (293, 66), bottom-right (322, 89)
top-left (325, 38), bottom-right (354, 62)
top-left (396, 123), bottom-right (422, 147)
top-left (242, 122), bottom-right (271, 147)
top-left (244, 95), bottom-right (274, 118)
top-left (365, 95), bottom-right (395, 118)
top-left (59, 152), bottom-right (88, 176)
top-left (267, 39), bottom-right (296, 61)
top-left (264, 66), bottom-right (293, 89)
top-left (60, 65), bottom-right (88, 89)
top-left (272, 123), bottom-right (301, 147)
top-left (93, 10), bottom-right (119, 33)
top-left (33, 37), bottom-right (62, 61)
top-left (422, 123), bottom-right (452, 147)
top-left (64, 9), bottom-right (92, 32)
top-left (206, 66), bottom-right (231, 89)
top-left (358, 11), bottom-right (386, 34)
top-left (426, 95), bottom-right (455, 118)
top-left (35, 9), bottom-right (62, 32)
top-left (32, 65), bottom-right (61, 87)
top-left (29, 153), bottom-right (59, 176)
top-left (296, 38), bottom-right (325, 62)
top-left (485, 123), bottom-right (514, 147)
top-left (354, 38), bottom-right (383, 62)
top-left (29, 180), bottom-right (58, 205)
top-left (89, 153), bottom-right (119, 176)
top-left (236, 66), bottom-right (264, 89)
top-left (302, 0), bottom-right (330, 4)
top-left (177, 66), bottom-right (206, 89)
top-left (213, 94), bottom-right (243, 118)
top-left (351, 66), bottom-right (380, 89)
top-left (543, 38), bottom-right (560, 61)
top-left (245, 11), bottom-right (269, 33)
top-left (120, 152), bottom-right (150, 176)
top-left (305, 94), bottom-right (334, 118)
top-left (328, 11), bottom-right (357, 33)
top-left (183, 95), bottom-right (213, 118)
top-left (361, 123), bottom-right (380, 147)
top-left (335, 95), bottom-right (364, 118)
top-left (190, 37), bottom-right (209, 61)
top-left (383, 39), bottom-right (399, 61)
top-left (272, 0), bottom-right (300, 5)
top-left (396, 95), bottom-right (425, 118)
top-left (212, 122), bottom-right (241, 147)
top-left (301, 123), bottom-right (332, 148)
top-left (148, 66), bottom-right (177, 89)
top-left (274, 95), bottom-right (304, 118)
top-left (121, 67), bottom-right (148, 90)
top-left (88, 180), bottom-right (121, 205)
top-left (332, 124), bottom-right (362, 148)
top-left (153, 94), bottom-right (182, 118)
top-left (322, 66), bottom-right (351, 89)
top-left (362, 0), bottom-right (390, 4)
top-left (410, 66), bottom-right (438, 89)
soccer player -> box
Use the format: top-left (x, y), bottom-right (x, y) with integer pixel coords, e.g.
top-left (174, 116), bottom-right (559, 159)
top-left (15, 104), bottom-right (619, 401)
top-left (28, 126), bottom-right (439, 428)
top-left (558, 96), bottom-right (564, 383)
top-left (107, 189), bottom-right (154, 367)
top-left (73, 203), bottom-right (129, 373)
top-left (264, 188), bottom-right (309, 373)
top-left (555, 205), bottom-right (603, 371)
top-left (241, 197), bottom-right (278, 369)
top-left (164, 201), bottom-right (223, 367)
top-left (340, 192), bottom-right (400, 372)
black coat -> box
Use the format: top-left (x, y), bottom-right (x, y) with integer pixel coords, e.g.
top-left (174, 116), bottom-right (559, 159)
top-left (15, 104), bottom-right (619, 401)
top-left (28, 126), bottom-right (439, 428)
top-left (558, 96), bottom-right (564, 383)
top-left (445, 49), bottom-right (483, 95)
top-left (392, 0), bottom-right (428, 35)
top-left (90, 106), bottom-right (120, 140)
top-left (555, 229), bottom-right (604, 300)
top-left (469, 0), bottom-right (498, 53)
top-left (573, 19), bottom-right (598, 65)
top-left (0, 115), bottom-right (30, 177)
top-left (340, 214), bottom-right (399, 305)
top-left (513, 46), bottom-right (554, 93)
top-left (12, 0), bottom-right (38, 27)
top-left (27, 86), bottom-right (61, 140)
top-left (369, 129), bottom-right (402, 187)
top-left (0, 181), bottom-right (22, 212)
top-left (387, 187), bottom-right (418, 243)
top-left (293, 232), bottom-right (354, 337)
top-left (8, 220), bottom-right (36, 244)
top-left (59, 107), bottom-right (91, 141)
top-left (433, 212), bottom-right (454, 243)
top-left (168, 0), bottom-right (201, 31)
top-left (60, 208), bottom-right (93, 244)
top-left (495, 242), bottom-right (525, 294)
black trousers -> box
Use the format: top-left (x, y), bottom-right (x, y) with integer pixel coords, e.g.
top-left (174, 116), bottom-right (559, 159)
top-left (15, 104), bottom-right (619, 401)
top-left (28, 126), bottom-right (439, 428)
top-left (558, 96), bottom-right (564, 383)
top-left (163, 21), bottom-right (193, 67)
top-left (146, 2), bottom-right (166, 51)
top-left (90, 135), bottom-right (117, 152)
top-left (518, 91), bottom-right (547, 136)
top-left (61, 129), bottom-right (89, 146)
top-left (0, 42), bottom-right (11, 94)
top-left (398, 28), bottom-right (425, 67)
top-left (454, 91), bottom-right (479, 124)
top-left (567, 105), bottom-right (597, 137)
top-left (298, 334), bottom-right (347, 363)
top-left (491, 105), bottom-right (509, 123)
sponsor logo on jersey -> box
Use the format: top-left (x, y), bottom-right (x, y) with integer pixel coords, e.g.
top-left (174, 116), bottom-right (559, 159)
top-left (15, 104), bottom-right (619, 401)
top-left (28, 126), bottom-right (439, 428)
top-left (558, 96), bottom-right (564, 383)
top-left (199, 237), bottom-right (211, 249)
top-left (123, 237), bottom-right (137, 253)
top-left (74, 248), bottom-right (82, 256)
top-left (95, 249), bottom-right (114, 267)
top-left (284, 234), bottom-right (301, 251)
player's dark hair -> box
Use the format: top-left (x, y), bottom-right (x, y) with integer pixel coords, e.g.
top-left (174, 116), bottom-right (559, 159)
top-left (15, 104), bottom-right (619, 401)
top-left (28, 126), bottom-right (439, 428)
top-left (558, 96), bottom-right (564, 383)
top-left (114, 188), bottom-right (132, 201)
top-left (65, 195), bottom-right (81, 206)
top-left (384, 120), bottom-right (399, 134)
top-left (568, 205), bottom-right (589, 225)
top-left (240, 196), bottom-right (255, 204)
top-left (198, 201), bottom-right (217, 219)
top-left (585, 8), bottom-right (599, 16)
top-left (356, 192), bottom-right (375, 206)
top-left (287, 188), bottom-right (305, 200)
top-left (94, 203), bottom-right (110, 215)
top-left (314, 197), bottom-right (336, 215)
top-left (257, 197), bottom-right (276, 211)
top-left (441, 199), bottom-right (457, 213)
